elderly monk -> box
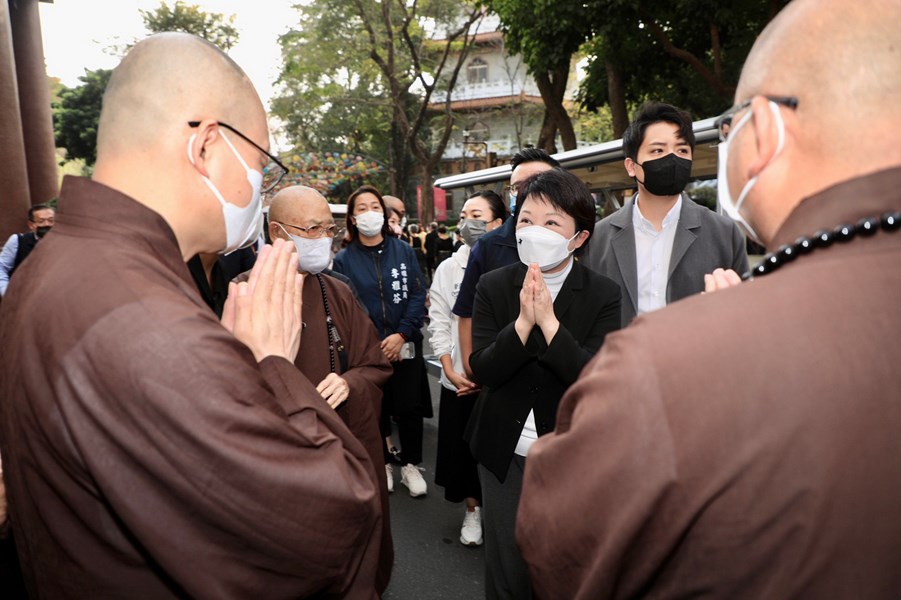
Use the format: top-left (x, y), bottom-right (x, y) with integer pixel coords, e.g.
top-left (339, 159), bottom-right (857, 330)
top-left (263, 186), bottom-right (395, 592)
top-left (0, 34), bottom-right (382, 599)
top-left (516, 0), bottom-right (901, 598)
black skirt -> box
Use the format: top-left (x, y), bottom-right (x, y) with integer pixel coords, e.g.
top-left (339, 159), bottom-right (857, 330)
top-left (435, 385), bottom-right (482, 503)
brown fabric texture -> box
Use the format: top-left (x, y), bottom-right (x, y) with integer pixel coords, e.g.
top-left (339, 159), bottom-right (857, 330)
top-left (517, 168), bottom-right (901, 599)
top-left (293, 272), bottom-right (395, 593)
top-left (0, 176), bottom-right (382, 599)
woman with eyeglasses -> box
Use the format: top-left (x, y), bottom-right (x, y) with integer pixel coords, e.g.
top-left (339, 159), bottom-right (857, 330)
top-left (332, 185), bottom-right (431, 498)
top-left (466, 169), bottom-right (622, 599)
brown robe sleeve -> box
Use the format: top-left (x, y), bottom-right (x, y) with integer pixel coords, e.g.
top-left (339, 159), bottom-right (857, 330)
top-left (515, 324), bottom-right (676, 600)
top-left (58, 300), bottom-right (381, 599)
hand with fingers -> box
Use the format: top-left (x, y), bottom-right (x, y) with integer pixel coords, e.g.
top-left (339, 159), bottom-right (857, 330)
top-left (703, 268), bottom-right (743, 294)
top-left (316, 372), bottom-right (350, 409)
top-left (380, 333), bottom-right (405, 363)
top-left (531, 265), bottom-right (559, 341)
top-left (221, 239), bottom-right (304, 362)
top-left (515, 264), bottom-right (540, 345)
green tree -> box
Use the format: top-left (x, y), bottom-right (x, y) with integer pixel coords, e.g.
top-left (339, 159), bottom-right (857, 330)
top-left (274, 0), bottom-right (481, 220)
top-left (350, 0), bottom-right (483, 223)
top-left (140, 1), bottom-right (238, 51)
top-left (272, 1), bottom-right (399, 196)
top-left (486, 0), bottom-right (595, 152)
top-left (52, 68), bottom-right (112, 168)
top-left (579, 0), bottom-right (789, 136)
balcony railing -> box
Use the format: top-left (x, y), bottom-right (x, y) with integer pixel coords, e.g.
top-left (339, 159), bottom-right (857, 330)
top-left (430, 79), bottom-right (542, 104)
top-left (438, 137), bottom-right (596, 159)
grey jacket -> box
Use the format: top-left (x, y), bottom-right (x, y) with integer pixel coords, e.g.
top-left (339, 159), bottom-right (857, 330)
top-left (586, 195), bottom-right (749, 326)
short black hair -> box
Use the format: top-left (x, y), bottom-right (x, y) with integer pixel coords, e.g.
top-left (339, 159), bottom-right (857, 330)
top-left (466, 189), bottom-right (508, 222)
top-left (510, 147), bottom-right (560, 170)
top-left (28, 203), bottom-right (54, 222)
top-left (517, 169), bottom-right (595, 257)
top-left (622, 102), bottom-right (695, 162)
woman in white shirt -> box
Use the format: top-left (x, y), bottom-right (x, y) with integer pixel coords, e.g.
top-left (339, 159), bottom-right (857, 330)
top-left (429, 190), bottom-right (508, 547)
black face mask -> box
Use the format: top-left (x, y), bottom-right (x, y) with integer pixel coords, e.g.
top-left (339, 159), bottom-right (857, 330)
top-left (36, 226), bottom-right (52, 238)
top-left (635, 153), bottom-right (692, 197)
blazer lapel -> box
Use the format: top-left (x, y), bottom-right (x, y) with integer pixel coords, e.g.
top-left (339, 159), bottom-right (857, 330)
top-left (551, 262), bottom-right (581, 322)
top-left (669, 195), bottom-right (701, 284)
top-left (610, 202), bottom-right (639, 316)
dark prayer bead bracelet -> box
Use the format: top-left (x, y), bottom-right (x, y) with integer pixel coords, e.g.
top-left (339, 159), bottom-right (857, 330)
top-left (742, 212), bottom-right (900, 280)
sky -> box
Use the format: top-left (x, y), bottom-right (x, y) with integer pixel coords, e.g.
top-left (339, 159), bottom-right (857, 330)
top-left (39, 0), bottom-right (299, 113)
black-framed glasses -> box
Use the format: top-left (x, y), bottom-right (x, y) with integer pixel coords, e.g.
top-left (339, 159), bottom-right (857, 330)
top-left (275, 221), bottom-right (337, 239)
top-left (188, 121), bottom-right (289, 193)
top-left (714, 96), bottom-right (799, 143)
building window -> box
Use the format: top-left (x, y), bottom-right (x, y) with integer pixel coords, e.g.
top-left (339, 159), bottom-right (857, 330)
top-left (466, 121), bottom-right (490, 142)
top-left (467, 58), bottom-right (488, 84)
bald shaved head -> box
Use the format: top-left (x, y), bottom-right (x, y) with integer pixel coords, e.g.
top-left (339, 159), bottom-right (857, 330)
top-left (739, 0), bottom-right (901, 150)
top-left (98, 33), bottom-right (264, 158)
top-left (721, 0), bottom-right (901, 246)
top-left (383, 195), bottom-right (405, 220)
top-left (89, 32), bottom-right (273, 259)
top-left (268, 186), bottom-right (335, 241)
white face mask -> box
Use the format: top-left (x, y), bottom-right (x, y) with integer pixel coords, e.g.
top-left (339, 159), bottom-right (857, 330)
top-left (354, 210), bottom-right (385, 237)
top-left (188, 130), bottom-right (263, 254)
top-left (516, 225), bottom-right (578, 272)
top-left (400, 215), bottom-right (408, 229)
top-left (276, 224), bottom-right (333, 274)
top-left (717, 100), bottom-right (786, 246)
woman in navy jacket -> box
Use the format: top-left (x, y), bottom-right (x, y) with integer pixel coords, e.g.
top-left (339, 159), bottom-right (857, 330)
top-left (466, 169), bottom-right (622, 599)
top-left (333, 185), bottom-right (431, 498)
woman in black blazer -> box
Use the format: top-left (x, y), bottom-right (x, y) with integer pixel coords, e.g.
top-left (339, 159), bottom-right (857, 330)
top-left (466, 169), bottom-right (622, 599)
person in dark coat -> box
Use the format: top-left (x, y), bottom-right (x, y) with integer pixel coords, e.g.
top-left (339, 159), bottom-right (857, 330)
top-left (467, 169), bottom-right (621, 599)
top-left (332, 185), bottom-right (432, 499)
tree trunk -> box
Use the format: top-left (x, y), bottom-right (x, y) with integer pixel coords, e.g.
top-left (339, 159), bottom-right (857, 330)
top-left (536, 108), bottom-right (557, 154)
top-left (605, 59), bottom-right (629, 138)
top-left (534, 63), bottom-right (577, 152)
top-left (419, 160), bottom-right (435, 224)
top-left (549, 63), bottom-right (577, 151)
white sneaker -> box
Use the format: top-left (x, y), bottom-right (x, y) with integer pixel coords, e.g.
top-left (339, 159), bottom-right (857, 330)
top-left (400, 463), bottom-right (427, 497)
top-left (386, 464), bottom-right (394, 494)
top-left (460, 507), bottom-right (483, 546)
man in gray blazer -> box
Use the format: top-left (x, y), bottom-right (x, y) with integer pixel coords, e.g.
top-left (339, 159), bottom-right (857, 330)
top-left (586, 103), bottom-right (748, 325)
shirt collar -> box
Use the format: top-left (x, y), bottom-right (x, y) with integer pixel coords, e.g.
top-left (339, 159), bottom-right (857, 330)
top-left (633, 194), bottom-right (682, 233)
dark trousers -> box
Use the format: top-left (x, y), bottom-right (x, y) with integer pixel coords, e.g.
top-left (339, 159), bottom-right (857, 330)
top-left (435, 386), bottom-right (481, 503)
top-left (0, 533), bottom-right (28, 599)
top-left (380, 342), bottom-right (429, 465)
top-left (479, 455), bottom-right (533, 600)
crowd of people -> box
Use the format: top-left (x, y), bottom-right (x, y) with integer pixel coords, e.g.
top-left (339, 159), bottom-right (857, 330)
top-left (1, 0), bottom-right (900, 597)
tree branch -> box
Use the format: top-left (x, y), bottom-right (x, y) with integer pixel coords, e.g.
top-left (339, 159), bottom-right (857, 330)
top-left (638, 7), bottom-right (733, 99)
top-left (710, 21), bottom-right (722, 80)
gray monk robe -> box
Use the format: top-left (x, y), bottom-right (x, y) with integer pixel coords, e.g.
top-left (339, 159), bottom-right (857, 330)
top-left (0, 176), bottom-right (383, 599)
top-left (517, 168), bottom-right (901, 599)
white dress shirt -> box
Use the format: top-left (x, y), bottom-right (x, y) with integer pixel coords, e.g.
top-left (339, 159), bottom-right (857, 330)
top-left (633, 195), bottom-right (682, 315)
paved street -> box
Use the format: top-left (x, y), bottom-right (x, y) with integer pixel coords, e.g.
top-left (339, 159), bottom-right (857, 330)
top-left (382, 344), bottom-right (486, 600)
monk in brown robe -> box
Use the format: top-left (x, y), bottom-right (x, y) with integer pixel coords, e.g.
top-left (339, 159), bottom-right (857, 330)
top-left (517, 0), bottom-right (901, 597)
top-left (263, 186), bottom-right (395, 593)
top-left (0, 33), bottom-right (381, 598)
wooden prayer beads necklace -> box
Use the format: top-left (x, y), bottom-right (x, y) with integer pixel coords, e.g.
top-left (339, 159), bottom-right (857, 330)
top-left (742, 212), bottom-right (900, 280)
